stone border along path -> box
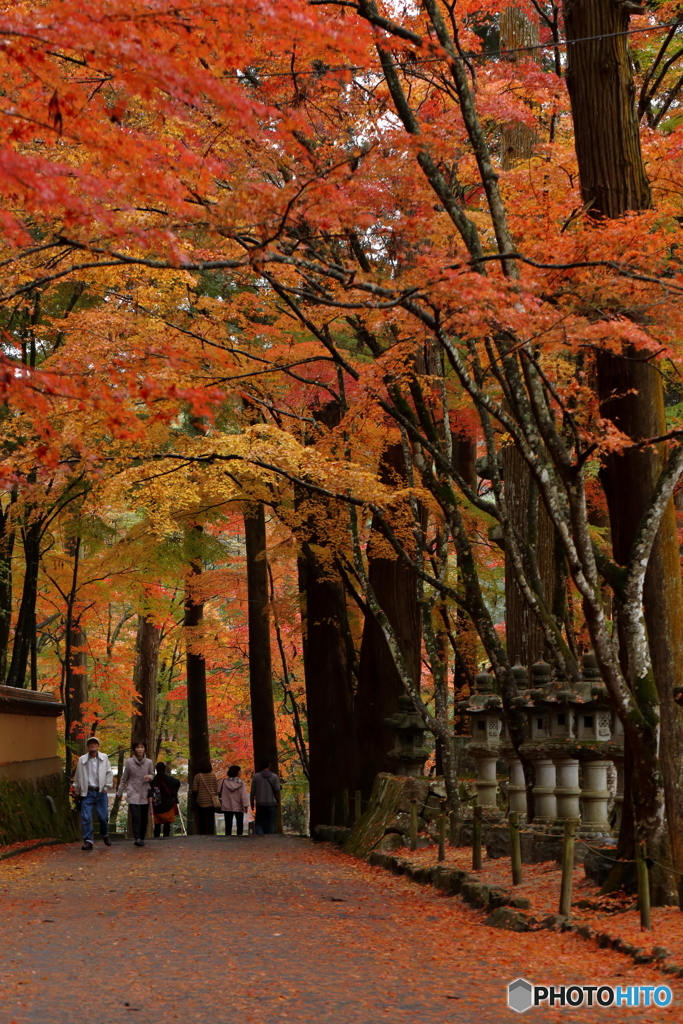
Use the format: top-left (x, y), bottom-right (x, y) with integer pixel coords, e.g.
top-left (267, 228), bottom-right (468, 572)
top-left (364, 847), bottom-right (683, 979)
top-left (2, 834), bottom-right (683, 1023)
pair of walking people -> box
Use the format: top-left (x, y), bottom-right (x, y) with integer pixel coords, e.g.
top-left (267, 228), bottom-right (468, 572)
top-left (117, 742), bottom-right (181, 844)
top-left (191, 761), bottom-right (252, 835)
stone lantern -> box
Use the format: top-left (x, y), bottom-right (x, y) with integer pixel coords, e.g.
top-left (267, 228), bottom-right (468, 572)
top-left (547, 690), bottom-right (581, 822)
top-left (384, 695), bottom-right (432, 777)
top-left (503, 661), bottom-right (529, 818)
top-left (463, 669), bottom-right (504, 812)
top-left (517, 660), bottom-right (558, 824)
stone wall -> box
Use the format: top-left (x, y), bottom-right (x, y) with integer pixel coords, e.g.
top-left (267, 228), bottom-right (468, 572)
top-left (0, 771), bottom-right (77, 846)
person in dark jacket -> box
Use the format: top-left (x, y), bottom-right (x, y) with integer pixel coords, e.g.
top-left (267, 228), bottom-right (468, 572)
top-left (250, 759), bottom-right (280, 835)
top-left (149, 762), bottom-right (181, 837)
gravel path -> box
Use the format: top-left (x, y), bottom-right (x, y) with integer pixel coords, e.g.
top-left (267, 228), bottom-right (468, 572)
top-left (0, 835), bottom-right (680, 1023)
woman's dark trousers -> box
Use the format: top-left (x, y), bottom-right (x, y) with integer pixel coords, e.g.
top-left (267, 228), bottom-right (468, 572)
top-left (196, 805), bottom-right (215, 835)
top-left (130, 803), bottom-right (149, 840)
top-left (224, 811), bottom-right (244, 835)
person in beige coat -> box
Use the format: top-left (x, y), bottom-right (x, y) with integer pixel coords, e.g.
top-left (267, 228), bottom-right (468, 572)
top-left (117, 742), bottom-right (154, 847)
top-left (219, 765), bottom-right (250, 835)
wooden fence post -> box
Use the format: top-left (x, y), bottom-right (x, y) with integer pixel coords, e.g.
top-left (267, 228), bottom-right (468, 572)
top-left (472, 804), bottom-right (482, 871)
top-left (509, 810), bottom-right (522, 885)
top-left (636, 841), bottom-right (652, 931)
top-left (410, 798), bottom-right (418, 851)
top-left (330, 796), bottom-right (336, 828)
top-left (559, 817), bottom-right (578, 917)
top-left (438, 800), bottom-right (447, 862)
top-left (355, 789), bottom-right (362, 824)
top-left (342, 788), bottom-right (349, 827)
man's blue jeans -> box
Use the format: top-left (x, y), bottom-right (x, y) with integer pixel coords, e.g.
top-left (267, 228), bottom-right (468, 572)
top-left (254, 804), bottom-right (277, 835)
top-left (81, 787), bottom-right (109, 843)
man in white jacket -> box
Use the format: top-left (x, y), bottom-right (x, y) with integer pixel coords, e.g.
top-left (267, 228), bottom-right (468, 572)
top-left (73, 737), bottom-right (113, 851)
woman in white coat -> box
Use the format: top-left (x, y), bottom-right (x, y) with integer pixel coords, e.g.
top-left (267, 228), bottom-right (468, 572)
top-left (117, 742), bottom-right (154, 846)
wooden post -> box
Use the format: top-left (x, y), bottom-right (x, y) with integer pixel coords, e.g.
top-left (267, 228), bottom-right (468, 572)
top-left (559, 817), bottom-right (578, 917)
top-left (636, 841), bottom-right (652, 931)
top-left (509, 810), bottom-right (522, 885)
top-left (342, 788), bottom-right (349, 826)
top-left (472, 803), bottom-right (482, 871)
top-left (438, 800), bottom-right (447, 862)
top-left (355, 789), bottom-right (362, 824)
top-left (330, 796), bottom-right (336, 828)
top-left (410, 797), bottom-right (418, 851)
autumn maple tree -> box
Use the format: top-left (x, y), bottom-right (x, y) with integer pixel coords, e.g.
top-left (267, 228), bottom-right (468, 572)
top-left (0, 0), bottom-right (681, 886)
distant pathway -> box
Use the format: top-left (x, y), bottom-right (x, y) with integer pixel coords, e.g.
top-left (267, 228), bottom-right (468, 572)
top-left (0, 835), bottom-right (680, 1023)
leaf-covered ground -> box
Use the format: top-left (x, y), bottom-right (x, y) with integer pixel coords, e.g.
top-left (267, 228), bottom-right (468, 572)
top-left (0, 836), bottom-right (681, 1023)
top-left (396, 845), bottom-right (683, 962)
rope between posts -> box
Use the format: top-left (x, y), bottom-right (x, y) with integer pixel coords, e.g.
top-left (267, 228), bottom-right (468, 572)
top-left (472, 810), bottom-right (683, 876)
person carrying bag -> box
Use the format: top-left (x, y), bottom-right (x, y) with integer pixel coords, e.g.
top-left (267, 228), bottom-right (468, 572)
top-left (149, 762), bottom-right (181, 838)
top-left (218, 765), bottom-right (250, 835)
top-left (192, 758), bottom-right (219, 834)
top-left (250, 759), bottom-right (281, 835)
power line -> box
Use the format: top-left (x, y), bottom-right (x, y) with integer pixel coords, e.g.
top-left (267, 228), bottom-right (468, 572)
top-left (230, 19), bottom-right (682, 81)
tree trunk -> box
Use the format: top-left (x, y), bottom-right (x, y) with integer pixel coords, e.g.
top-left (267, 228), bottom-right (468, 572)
top-left (564, 0), bottom-right (682, 901)
top-left (499, 7), bottom-right (539, 170)
top-left (354, 443), bottom-right (422, 800)
top-left (564, 0), bottom-right (651, 217)
top-left (299, 535), bottom-right (357, 830)
top-left (184, 528), bottom-right (210, 835)
top-left (244, 503), bottom-right (279, 776)
top-left (108, 747), bottom-right (125, 831)
top-left (597, 351), bottom-right (683, 904)
top-left (61, 537), bottom-right (90, 783)
top-left (131, 614), bottom-right (161, 757)
top-left (0, 498), bottom-right (15, 683)
top-left (6, 519), bottom-right (40, 688)
top-left (503, 444), bottom-right (558, 669)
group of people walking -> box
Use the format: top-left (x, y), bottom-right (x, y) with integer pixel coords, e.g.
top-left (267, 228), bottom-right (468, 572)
top-left (73, 737), bottom-right (281, 849)
top-left (191, 758), bottom-right (281, 836)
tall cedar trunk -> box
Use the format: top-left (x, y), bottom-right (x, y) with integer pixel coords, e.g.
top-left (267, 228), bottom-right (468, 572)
top-left (244, 503), bottom-right (279, 775)
top-left (131, 614), bottom-right (161, 756)
top-left (63, 537), bottom-right (86, 780)
top-left (499, 8), bottom-right (539, 171)
top-left (452, 436), bottom-right (477, 735)
top-left (185, 529), bottom-right (210, 835)
top-left (499, 9), bottom-right (560, 673)
top-left (564, 0), bottom-right (651, 217)
top-left (109, 747), bottom-right (126, 829)
top-left (564, 0), bottom-right (683, 900)
top-left (597, 352), bottom-right (683, 902)
top-left (299, 538), bottom-right (357, 830)
top-left (503, 444), bottom-right (557, 668)
top-left (354, 443), bottom-right (422, 799)
top-left (6, 519), bottom-right (40, 688)
top-left (0, 499), bottom-right (15, 682)
top-left (295, 400), bottom-right (357, 829)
